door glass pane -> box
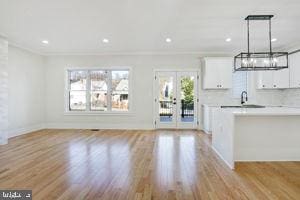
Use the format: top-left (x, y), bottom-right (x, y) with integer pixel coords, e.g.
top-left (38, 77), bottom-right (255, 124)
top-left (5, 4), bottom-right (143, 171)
top-left (112, 70), bottom-right (129, 111)
top-left (91, 91), bottom-right (107, 111)
top-left (180, 76), bottom-right (194, 122)
top-left (159, 76), bottom-right (174, 122)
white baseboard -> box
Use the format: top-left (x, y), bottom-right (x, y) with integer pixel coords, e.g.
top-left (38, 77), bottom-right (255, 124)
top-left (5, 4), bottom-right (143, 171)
top-left (45, 122), bottom-right (154, 130)
top-left (211, 146), bottom-right (234, 170)
top-left (8, 124), bottom-right (45, 138)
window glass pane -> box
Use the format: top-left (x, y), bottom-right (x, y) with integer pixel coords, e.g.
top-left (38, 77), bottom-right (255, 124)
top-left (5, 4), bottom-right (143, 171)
top-left (111, 70), bottom-right (129, 111)
top-left (70, 71), bottom-right (87, 90)
top-left (90, 71), bottom-right (108, 91)
top-left (111, 71), bottom-right (129, 91)
top-left (70, 91), bottom-right (86, 110)
top-left (91, 91), bottom-right (107, 111)
top-left (112, 92), bottom-right (129, 111)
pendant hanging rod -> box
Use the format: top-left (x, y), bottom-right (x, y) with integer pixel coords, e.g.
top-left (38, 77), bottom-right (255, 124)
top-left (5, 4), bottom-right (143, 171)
top-left (247, 19), bottom-right (250, 54)
top-left (269, 18), bottom-right (272, 54)
top-left (245, 15), bottom-right (274, 54)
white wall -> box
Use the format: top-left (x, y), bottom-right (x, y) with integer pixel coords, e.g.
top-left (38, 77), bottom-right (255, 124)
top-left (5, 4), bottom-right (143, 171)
top-left (7, 45), bottom-right (45, 138)
top-left (45, 55), bottom-right (201, 129)
top-left (44, 55), bottom-right (285, 130)
top-left (0, 38), bottom-right (8, 144)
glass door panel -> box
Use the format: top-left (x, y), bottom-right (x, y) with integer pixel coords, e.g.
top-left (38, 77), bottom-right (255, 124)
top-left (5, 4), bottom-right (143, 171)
top-left (155, 71), bottom-right (197, 129)
top-left (156, 72), bottom-right (177, 128)
top-left (176, 72), bottom-right (197, 129)
top-left (179, 75), bottom-right (195, 123)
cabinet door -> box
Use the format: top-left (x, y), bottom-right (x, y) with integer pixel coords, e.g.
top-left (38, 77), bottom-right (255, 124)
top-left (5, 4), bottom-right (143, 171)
top-left (273, 68), bottom-right (289, 89)
top-left (218, 58), bottom-right (233, 89)
top-left (202, 58), bottom-right (232, 89)
top-left (257, 71), bottom-right (274, 89)
top-left (203, 105), bottom-right (210, 133)
top-left (289, 52), bottom-right (300, 88)
top-left (202, 59), bottom-right (221, 89)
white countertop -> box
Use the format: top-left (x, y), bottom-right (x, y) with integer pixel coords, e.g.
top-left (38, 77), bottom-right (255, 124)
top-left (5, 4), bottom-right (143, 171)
top-left (220, 107), bottom-right (300, 116)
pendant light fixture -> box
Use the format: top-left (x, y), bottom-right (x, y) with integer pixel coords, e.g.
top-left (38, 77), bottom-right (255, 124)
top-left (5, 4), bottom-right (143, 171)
top-left (234, 15), bottom-right (288, 71)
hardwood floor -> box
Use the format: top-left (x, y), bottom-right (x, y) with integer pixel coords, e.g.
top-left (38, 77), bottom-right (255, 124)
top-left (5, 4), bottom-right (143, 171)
top-left (0, 129), bottom-right (299, 200)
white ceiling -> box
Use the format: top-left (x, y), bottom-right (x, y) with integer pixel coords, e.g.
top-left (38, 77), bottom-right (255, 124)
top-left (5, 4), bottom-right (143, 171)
top-left (0, 0), bottom-right (299, 55)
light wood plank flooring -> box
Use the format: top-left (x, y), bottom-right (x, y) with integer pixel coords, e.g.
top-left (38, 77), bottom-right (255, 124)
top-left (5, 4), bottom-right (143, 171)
top-left (0, 129), bottom-right (299, 200)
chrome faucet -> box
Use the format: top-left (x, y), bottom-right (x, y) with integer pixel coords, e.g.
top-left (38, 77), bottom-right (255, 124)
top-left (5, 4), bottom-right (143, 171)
top-left (241, 91), bottom-right (248, 105)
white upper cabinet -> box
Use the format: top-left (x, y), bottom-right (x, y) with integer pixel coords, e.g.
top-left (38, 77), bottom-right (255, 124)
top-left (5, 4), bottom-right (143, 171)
top-left (257, 71), bottom-right (273, 89)
top-left (202, 57), bottom-right (233, 89)
top-left (289, 51), bottom-right (300, 88)
top-left (273, 68), bottom-right (289, 89)
top-left (257, 56), bottom-right (290, 89)
top-left (257, 69), bottom-right (289, 89)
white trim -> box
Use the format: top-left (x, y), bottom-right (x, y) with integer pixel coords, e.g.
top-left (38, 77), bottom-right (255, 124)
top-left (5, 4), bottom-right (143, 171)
top-left (43, 51), bottom-right (234, 56)
top-left (45, 123), bottom-right (154, 130)
top-left (235, 159), bottom-right (300, 162)
top-left (8, 124), bottom-right (45, 138)
top-left (65, 67), bottom-right (133, 114)
top-left (64, 111), bottom-right (135, 116)
top-left (211, 146), bottom-right (234, 169)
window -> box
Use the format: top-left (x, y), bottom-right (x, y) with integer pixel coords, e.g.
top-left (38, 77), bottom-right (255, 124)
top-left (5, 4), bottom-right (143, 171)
top-left (232, 71), bottom-right (248, 98)
top-left (67, 69), bottom-right (130, 112)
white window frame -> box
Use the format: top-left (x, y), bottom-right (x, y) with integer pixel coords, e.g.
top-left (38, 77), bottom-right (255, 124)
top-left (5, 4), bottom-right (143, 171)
top-left (64, 67), bottom-right (133, 115)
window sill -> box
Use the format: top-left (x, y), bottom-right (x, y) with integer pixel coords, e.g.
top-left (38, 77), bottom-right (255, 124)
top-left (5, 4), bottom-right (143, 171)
top-left (64, 111), bottom-right (134, 116)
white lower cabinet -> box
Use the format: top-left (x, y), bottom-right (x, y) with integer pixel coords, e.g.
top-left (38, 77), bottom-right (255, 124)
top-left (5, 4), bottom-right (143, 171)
top-left (202, 105), bottom-right (218, 134)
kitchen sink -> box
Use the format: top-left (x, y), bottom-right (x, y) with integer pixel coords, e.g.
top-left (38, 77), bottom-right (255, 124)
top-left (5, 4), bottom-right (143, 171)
top-left (221, 104), bottom-right (266, 108)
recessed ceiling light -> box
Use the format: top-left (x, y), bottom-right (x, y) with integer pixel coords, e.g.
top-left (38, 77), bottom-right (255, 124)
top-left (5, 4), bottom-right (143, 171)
top-left (166, 38), bottom-right (172, 43)
top-left (102, 38), bottom-right (109, 43)
top-left (42, 40), bottom-right (49, 44)
top-left (271, 38), bottom-right (277, 42)
top-left (226, 38), bottom-right (231, 42)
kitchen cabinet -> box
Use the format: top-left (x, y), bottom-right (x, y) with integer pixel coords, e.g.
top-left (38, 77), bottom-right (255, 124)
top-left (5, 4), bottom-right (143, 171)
top-left (289, 51), bottom-right (300, 88)
top-left (257, 68), bottom-right (289, 89)
top-left (202, 57), bottom-right (232, 89)
top-left (202, 104), bottom-right (218, 134)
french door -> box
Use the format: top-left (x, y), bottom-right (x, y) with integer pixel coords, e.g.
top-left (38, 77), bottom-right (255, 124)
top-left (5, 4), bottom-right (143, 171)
top-left (154, 71), bottom-right (198, 129)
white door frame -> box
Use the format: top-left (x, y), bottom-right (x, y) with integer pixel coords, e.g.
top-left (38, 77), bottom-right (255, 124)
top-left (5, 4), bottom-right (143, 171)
top-left (153, 69), bottom-right (199, 129)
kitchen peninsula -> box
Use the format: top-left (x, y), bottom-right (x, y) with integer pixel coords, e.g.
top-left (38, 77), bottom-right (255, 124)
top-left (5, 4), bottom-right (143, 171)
top-left (212, 107), bottom-right (300, 169)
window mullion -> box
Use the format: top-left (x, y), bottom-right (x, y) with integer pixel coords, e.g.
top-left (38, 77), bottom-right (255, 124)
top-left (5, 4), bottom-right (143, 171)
top-left (107, 70), bottom-right (112, 111)
top-left (86, 70), bottom-right (91, 111)
top-left (67, 70), bottom-right (71, 111)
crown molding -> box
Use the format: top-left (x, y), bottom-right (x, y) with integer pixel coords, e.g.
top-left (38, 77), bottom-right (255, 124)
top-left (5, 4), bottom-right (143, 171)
top-left (8, 41), bottom-right (45, 56)
top-left (42, 51), bottom-right (234, 57)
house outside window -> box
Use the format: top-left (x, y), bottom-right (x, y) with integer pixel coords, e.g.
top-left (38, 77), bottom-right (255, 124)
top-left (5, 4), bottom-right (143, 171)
top-left (66, 68), bottom-right (130, 113)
